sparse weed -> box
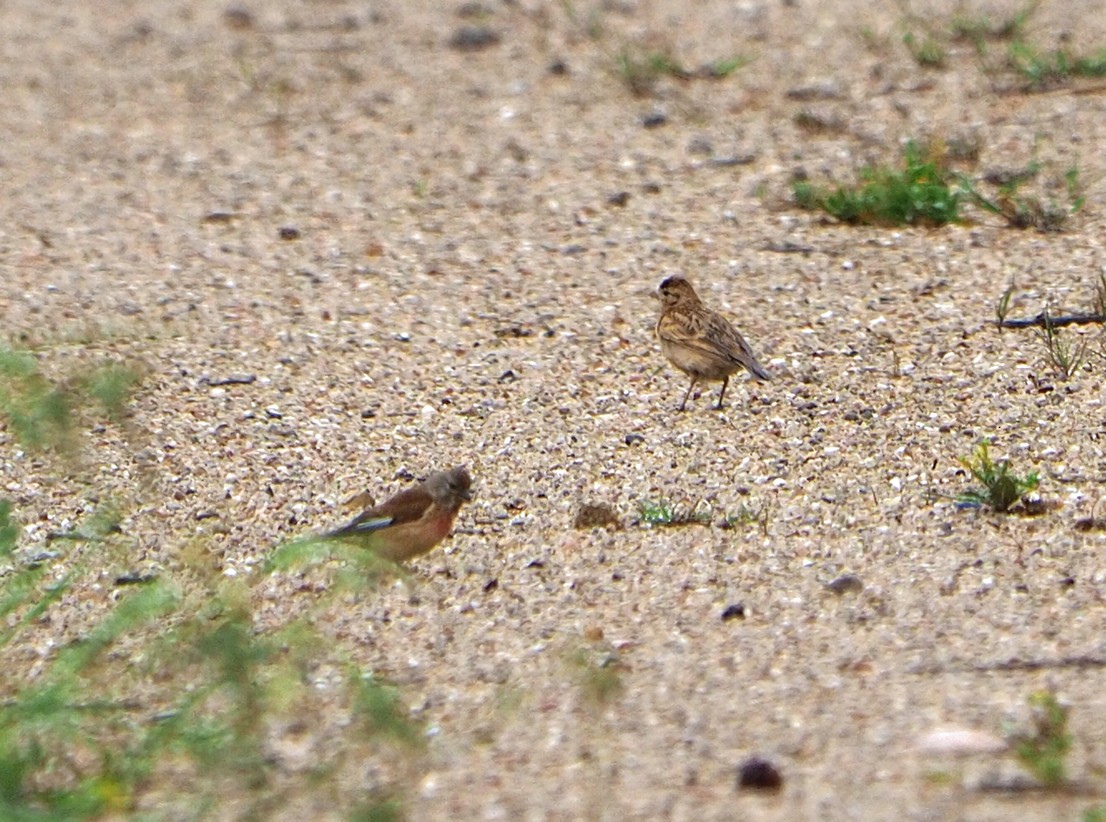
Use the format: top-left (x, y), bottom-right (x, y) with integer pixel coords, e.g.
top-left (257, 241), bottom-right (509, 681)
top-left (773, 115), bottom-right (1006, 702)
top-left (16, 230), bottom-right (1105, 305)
top-left (706, 56), bottom-right (748, 78)
top-left (957, 440), bottom-right (1039, 513)
top-left (614, 43), bottom-right (746, 95)
top-left (1013, 690), bottom-right (1071, 787)
top-left (1008, 41), bottom-right (1106, 88)
top-left (0, 347), bottom-right (73, 452)
top-left (568, 647), bottom-right (625, 705)
top-left (949, 2), bottom-right (1036, 50)
top-left (616, 45), bottom-right (685, 96)
top-left (1084, 806), bottom-right (1106, 822)
top-left (722, 502), bottom-right (771, 536)
top-left (1093, 272), bottom-right (1106, 318)
top-left (903, 31), bottom-right (947, 68)
top-left (81, 362), bottom-right (143, 421)
top-left (995, 285), bottom-right (1015, 327)
top-left (794, 141), bottom-right (963, 226)
top-left (637, 498), bottom-right (712, 527)
top-left (1034, 314), bottom-right (1089, 380)
top-left (955, 157), bottom-right (1081, 232)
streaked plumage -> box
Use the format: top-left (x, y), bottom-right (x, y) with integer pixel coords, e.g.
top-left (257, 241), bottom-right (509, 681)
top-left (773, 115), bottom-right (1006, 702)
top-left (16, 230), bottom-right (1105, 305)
top-left (655, 275), bottom-right (769, 411)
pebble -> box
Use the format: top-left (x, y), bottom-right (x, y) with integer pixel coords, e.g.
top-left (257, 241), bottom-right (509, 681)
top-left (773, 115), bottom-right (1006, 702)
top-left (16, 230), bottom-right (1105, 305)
top-left (721, 603), bottom-right (746, 621)
top-left (737, 757), bottom-right (783, 791)
top-left (826, 574), bottom-right (863, 596)
top-left (449, 26), bottom-right (500, 52)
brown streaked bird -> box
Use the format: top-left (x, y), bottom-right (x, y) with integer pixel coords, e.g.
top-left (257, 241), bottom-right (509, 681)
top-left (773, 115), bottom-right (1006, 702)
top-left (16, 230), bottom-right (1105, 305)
top-left (655, 275), bottom-right (770, 411)
top-left (323, 466), bottom-right (473, 562)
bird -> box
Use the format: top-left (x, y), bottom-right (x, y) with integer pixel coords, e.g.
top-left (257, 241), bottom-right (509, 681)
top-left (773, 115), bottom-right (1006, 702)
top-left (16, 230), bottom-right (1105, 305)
top-left (321, 466), bottom-right (473, 562)
top-left (654, 275), bottom-right (770, 411)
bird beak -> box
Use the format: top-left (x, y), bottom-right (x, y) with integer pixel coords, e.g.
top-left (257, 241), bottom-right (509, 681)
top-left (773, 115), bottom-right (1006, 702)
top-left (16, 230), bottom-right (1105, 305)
top-left (461, 487), bottom-right (474, 501)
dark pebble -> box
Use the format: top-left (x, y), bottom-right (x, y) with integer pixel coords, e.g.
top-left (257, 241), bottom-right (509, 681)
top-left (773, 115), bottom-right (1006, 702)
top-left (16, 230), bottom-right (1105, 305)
top-left (624, 433), bottom-right (645, 446)
top-left (721, 603), bottom-right (746, 621)
top-left (278, 225), bottom-right (302, 240)
top-left (826, 574), bottom-right (863, 596)
top-left (642, 112), bottom-right (667, 128)
top-left (737, 757), bottom-right (783, 791)
top-left (449, 25), bottom-right (500, 52)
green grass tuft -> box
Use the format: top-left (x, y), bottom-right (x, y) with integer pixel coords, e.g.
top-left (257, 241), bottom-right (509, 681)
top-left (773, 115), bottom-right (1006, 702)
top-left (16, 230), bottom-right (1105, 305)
top-left (794, 142), bottom-right (963, 226)
top-left (1015, 690), bottom-right (1071, 787)
top-left (637, 499), bottom-right (712, 527)
top-left (957, 440), bottom-right (1039, 512)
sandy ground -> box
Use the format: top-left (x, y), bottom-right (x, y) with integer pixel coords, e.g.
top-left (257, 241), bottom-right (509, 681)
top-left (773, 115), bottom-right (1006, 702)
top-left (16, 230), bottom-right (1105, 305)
top-left (3, 0), bottom-right (1106, 818)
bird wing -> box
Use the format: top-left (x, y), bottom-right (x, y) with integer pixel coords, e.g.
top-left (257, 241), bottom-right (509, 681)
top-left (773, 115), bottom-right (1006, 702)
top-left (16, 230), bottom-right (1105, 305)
top-left (702, 312), bottom-right (771, 380)
top-left (327, 486), bottom-right (432, 537)
top-left (659, 308), bottom-right (769, 377)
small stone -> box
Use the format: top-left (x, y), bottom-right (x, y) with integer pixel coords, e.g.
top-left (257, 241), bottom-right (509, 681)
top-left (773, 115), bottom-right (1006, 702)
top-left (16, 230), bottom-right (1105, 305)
top-left (584, 625), bottom-right (604, 642)
top-left (449, 25), bottom-right (500, 52)
top-left (549, 58), bottom-right (569, 76)
top-left (456, 2), bottom-right (490, 17)
top-left (642, 111), bottom-right (667, 129)
top-left (115, 572), bottom-right (158, 585)
top-left (786, 79), bottom-right (842, 100)
top-left (202, 210), bottom-right (236, 224)
top-left (278, 225), bottom-right (302, 240)
top-left (624, 433), bottom-right (645, 446)
top-left (607, 191), bottom-right (630, 207)
top-left (223, 5), bottom-right (253, 29)
top-left (687, 135), bottom-right (713, 155)
top-left (916, 727), bottom-right (1006, 756)
top-left (721, 603), bottom-right (745, 621)
top-left (1021, 492), bottom-right (1048, 515)
top-left (207, 373), bottom-right (256, 386)
top-left (737, 757), bottom-right (783, 791)
top-left (826, 574), bottom-right (863, 596)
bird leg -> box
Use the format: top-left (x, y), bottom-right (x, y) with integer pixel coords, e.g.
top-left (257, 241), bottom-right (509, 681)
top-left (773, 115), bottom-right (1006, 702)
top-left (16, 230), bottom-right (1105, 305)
top-left (679, 378), bottom-right (697, 412)
top-left (715, 376), bottom-right (729, 409)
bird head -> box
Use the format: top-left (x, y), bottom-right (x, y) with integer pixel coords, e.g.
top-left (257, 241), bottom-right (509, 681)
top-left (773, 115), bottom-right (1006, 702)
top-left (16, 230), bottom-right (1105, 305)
top-left (428, 466), bottom-right (474, 505)
top-left (656, 275), bottom-right (699, 308)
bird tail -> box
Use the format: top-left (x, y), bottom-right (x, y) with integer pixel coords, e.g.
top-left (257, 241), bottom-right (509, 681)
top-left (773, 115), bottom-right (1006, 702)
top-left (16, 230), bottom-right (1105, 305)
top-left (748, 359), bottom-right (771, 381)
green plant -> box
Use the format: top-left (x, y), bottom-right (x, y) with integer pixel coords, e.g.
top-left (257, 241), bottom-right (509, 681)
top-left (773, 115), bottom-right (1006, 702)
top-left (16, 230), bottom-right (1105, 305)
top-left (958, 160), bottom-right (1083, 232)
top-left (568, 648), bottom-right (625, 705)
top-left (0, 347), bottom-right (73, 452)
top-left (1014, 690), bottom-right (1071, 787)
top-left (957, 440), bottom-right (1039, 512)
top-left (949, 2), bottom-right (1036, 50)
top-left (794, 142), bottom-right (964, 226)
top-left (903, 31), bottom-right (947, 67)
top-left (995, 285), bottom-right (1015, 327)
top-left (705, 56), bottom-right (748, 78)
top-left (1084, 806), bottom-right (1106, 822)
top-left (637, 498), bottom-right (712, 527)
top-left (1008, 41), bottom-right (1106, 88)
top-left (615, 45), bottom-right (686, 96)
top-left (1034, 314), bottom-right (1089, 380)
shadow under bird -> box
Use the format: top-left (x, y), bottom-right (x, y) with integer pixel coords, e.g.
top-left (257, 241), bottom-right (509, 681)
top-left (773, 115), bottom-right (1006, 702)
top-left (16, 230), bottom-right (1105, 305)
top-left (322, 466), bottom-right (473, 562)
top-left (654, 275), bottom-right (770, 411)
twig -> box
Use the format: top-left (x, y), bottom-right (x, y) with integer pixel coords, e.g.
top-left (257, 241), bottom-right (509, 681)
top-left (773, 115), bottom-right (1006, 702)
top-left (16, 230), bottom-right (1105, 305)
top-left (999, 312), bottom-right (1105, 329)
